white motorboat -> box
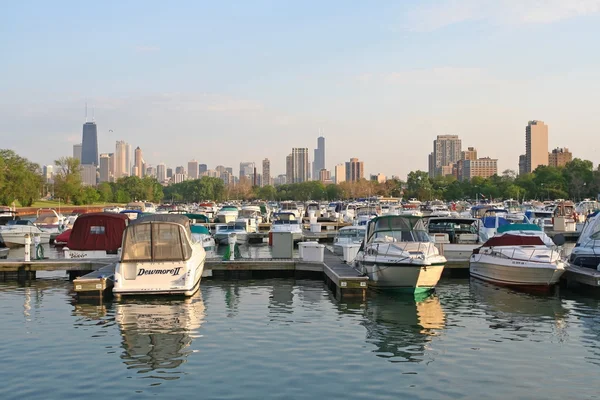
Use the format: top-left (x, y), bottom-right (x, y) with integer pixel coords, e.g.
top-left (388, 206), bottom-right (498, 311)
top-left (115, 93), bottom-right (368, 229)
top-left (113, 214), bottom-right (206, 297)
top-left (333, 226), bottom-right (366, 255)
top-left (33, 209), bottom-right (66, 234)
top-left (469, 224), bottom-right (565, 289)
top-left (184, 213), bottom-right (216, 252)
top-left (0, 220), bottom-right (51, 247)
top-left (214, 222), bottom-right (249, 245)
top-left (270, 212), bottom-right (303, 242)
top-left (216, 205), bottom-right (239, 223)
top-left (355, 206), bottom-right (379, 226)
top-left (428, 217), bottom-right (481, 264)
top-left (103, 206), bottom-right (124, 213)
top-left (354, 215), bottom-right (446, 293)
top-left (326, 202), bottom-right (343, 222)
top-left (279, 201), bottom-right (301, 220)
top-left (64, 212), bottom-right (129, 259)
top-left (568, 211), bottom-right (600, 270)
top-left (238, 205), bottom-right (262, 229)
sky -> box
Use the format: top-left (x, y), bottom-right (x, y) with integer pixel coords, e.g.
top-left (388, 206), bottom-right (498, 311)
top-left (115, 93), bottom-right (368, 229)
top-left (2, 0), bottom-right (600, 179)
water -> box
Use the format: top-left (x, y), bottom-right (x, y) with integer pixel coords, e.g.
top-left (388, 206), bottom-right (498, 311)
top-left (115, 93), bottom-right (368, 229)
top-left (1, 277), bottom-right (599, 399)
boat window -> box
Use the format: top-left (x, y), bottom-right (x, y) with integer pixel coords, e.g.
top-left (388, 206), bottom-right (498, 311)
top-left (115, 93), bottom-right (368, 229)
top-left (151, 223), bottom-right (191, 261)
top-left (121, 224), bottom-right (152, 261)
top-left (90, 226), bottom-right (105, 235)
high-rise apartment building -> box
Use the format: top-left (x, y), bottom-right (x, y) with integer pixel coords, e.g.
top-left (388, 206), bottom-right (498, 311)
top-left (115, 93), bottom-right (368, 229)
top-left (81, 121), bottom-right (99, 166)
top-left (262, 158), bottom-right (271, 187)
top-left (461, 147), bottom-right (478, 161)
top-left (239, 162), bottom-right (255, 179)
top-left (188, 160), bottom-right (199, 179)
top-left (459, 157), bottom-right (498, 181)
top-left (319, 169), bottom-right (331, 182)
top-left (548, 147), bottom-right (572, 168)
top-left (525, 120), bottom-right (548, 173)
top-left (156, 163), bottom-right (167, 183)
top-left (199, 164), bottom-right (208, 174)
top-left (285, 154), bottom-right (293, 184)
top-left (167, 168), bottom-right (173, 179)
top-left (99, 153), bottom-right (112, 183)
top-left (291, 148), bottom-right (309, 183)
top-left (43, 165), bottom-right (54, 183)
top-left (345, 158), bottom-right (364, 182)
top-left (114, 141), bottom-right (130, 179)
top-left (125, 143), bottom-right (131, 176)
top-left (430, 135), bottom-right (462, 177)
top-left (518, 154), bottom-right (527, 175)
top-left (313, 136), bottom-right (325, 181)
top-left (134, 147), bottom-right (144, 178)
top-left (73, 143), bottom-right (82, 162)
top-left (175, 166), bottom-right (185, 175)
top-left (334, 164), bottom-right (346, 184)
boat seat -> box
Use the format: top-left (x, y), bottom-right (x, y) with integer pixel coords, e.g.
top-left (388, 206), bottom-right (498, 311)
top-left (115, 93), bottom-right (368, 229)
top-left (432, 233), bottom-right (450, 244)
top-left (457, 233), bottom-right (478, 244)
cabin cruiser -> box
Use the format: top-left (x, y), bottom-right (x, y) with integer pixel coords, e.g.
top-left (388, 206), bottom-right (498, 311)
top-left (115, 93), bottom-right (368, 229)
top-left (113, 214), bottom-right (206, 297)
top-left (428, 217), bottom-right (481, 264)
top-left (568, 212), bottom-right (600, 269)
top-left (64, 212), bottom-right (128, 259)
top-left (33, 209), bottom-right (66, 233)
top-left (216, 205), bottom-right (239, 223)
top-left (426, 200), bottom-right (451, 217)
top-left (239, 205), bottom-right (263, 225)
top-left (279, 201), bottom-right (301, 220)
top-left (341, 203), bottom-right (358, 223)
top-left (354, 215), bottom-right (446, 292)
top-left (326, 202), bottom-right (343, 222)
top-left (333, 225), bottom-right (366, 257)
top-left (0, 220), bottom-right (51, 247)
top-left (472, 206), bottom-right (511, 241)
top-left (214, 222), bottom-right (249, 245)
top-left (304, 202), bottom-right (322, 219)
top-left (143, 202), bottom-right (157, 213)
top-left (469, 224), bottom-right (565, 288)
top-left (355, 206), bottom-right (379, 225)
top-left (523, 209), bottom-right (554, 230)
top-left (270, 212), bottom-right (303, 242)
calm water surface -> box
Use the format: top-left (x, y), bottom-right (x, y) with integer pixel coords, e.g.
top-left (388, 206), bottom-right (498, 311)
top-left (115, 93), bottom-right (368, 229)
top-left (1, 276), bottom-right (599, 399)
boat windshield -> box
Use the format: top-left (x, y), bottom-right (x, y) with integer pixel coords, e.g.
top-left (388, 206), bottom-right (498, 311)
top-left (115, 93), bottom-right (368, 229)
top-left (35, 215), bottom-right (59, 224)
top-left (368, 217), bottom-right (430, 242)
top-left (121, 222), bottom-right (192, 262)
top-left (339, 228), bottom-right (364, 238)
top-left (217, 223), bottom-right (246, 232)
top-left (7, 220), bottom-right (33, 226)
top-left (281, 203), bottom-right (298, 210)
top-left (429, 220), bottom-right (477, 234)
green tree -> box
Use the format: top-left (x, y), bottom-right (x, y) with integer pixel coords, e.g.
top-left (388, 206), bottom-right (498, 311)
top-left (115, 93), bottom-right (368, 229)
top-left (0, 149), bottom-right (43, 206)
top-left (53, 157), bottom-right (82, 204)
top-left (97, 182), bottom-right (114, 202)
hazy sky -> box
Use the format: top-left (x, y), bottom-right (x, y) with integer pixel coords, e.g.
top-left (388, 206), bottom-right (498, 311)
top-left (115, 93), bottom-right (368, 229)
top-left (2, 0), bottom-right (600, 178)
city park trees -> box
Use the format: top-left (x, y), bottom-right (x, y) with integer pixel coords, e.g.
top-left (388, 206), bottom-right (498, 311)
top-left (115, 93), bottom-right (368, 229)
top-left (0, 149), bottom-right (43, 206)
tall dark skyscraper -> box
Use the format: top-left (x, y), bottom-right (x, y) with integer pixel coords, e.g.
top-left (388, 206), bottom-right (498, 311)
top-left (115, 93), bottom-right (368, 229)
top-left (313, 136), bottom-right (325, 180)
top-left (81, 122), bottom-right (99, 166)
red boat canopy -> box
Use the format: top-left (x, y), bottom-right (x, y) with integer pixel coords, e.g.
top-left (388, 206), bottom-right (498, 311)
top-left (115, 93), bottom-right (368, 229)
top-left (66, 212), bottom-right (128, 251)
top-left (482, 234), bottom-right (545, 247)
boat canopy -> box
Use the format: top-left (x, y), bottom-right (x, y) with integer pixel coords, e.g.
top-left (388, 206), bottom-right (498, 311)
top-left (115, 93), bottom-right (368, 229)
top-left (482, 234), bottom-right (545, 247)
top-left (184, 213), bottom-right (210, 223)
top-left (66, 212), bottom-right (128, 251)
top-left (367, 215), bottom-right (430, 243)
top-left (497, 224), bottom-right (542, 233)
top-left (122, 215), bottom-right (193, 262)
top-left (190, 225), bottom-right (210, 235)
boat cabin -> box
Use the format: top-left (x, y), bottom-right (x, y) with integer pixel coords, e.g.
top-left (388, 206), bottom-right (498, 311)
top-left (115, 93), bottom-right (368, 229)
top-left (121, 215), bottom-right (194, 263)
top-left (427, 217), bottom-right (479, 244)
top-left (366, 215), bottom-right (430, 243)
top-left (66, 212), bottom-right (128, 253)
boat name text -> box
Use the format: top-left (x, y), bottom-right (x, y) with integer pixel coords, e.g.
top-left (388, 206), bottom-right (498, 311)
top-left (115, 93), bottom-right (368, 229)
top-left (138, 267), bottom-right (182, 276)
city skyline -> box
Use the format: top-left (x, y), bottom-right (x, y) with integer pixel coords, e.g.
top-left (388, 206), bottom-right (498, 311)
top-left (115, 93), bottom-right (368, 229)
top-left (3, 2), bottom-right (600, 176)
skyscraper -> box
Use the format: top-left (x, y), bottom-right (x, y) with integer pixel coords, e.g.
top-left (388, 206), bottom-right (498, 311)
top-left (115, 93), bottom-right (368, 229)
top-left (99, 153), bottom-right (112, 183)
top-left (262, 158), bottom-right (271, 187)
top-left (188, 160), bottom-right (199, 179)
top-left (80, 164), bottom-right (97, 186)
top-left (175, 166), bottom-right (185, 175)
top-left (167, 168), bottom-right (173, 179)
top-left (157, 163), bottom-right (167, 183)
top-left (239, 162), bottom-right (254, 179)
top-left (345, 158), bottom-right (364, 182)
top-left (334, 164), bottom-right (346, 184)
top-left (73, 143), bottom-right (82, 162)
top-left (291, 148), bottom-right (309, 183)
top-left (431, 135), bottom-right (462, 177)
top-left (286, 154), bottom-right (293, 184)
top-left (114, 141), bottom-right (129, 179)
top-left (525, 120), bottom-right (549, 173)
top-left (124, 142), bottom-right (131, 176)
top-left (313, 136), bottom-right (325, 181)
top-left (134, 147), bottom-right (144, 178)
top-left (81, 122), bottom-right (99, 165)
top-left (199, 164), bottom-right (208, 174)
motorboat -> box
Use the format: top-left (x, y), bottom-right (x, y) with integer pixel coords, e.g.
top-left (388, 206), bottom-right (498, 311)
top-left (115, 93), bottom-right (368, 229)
top-left (523, 209), bottom-right (554, 230)
top-left (469, 224), bottom-right (565, 289)
top-left (120, 209), bottom-right (144, 220)
top-left (333, 225), bottom-right (366, 262)
top-left (143, 202), bottom-right (157, 213)
top-left (126, 201), bottom-right (147, 212)
top-left (341, 203), bottom-right (358, 223)
top-left (269, 212), bottom-right (303, 242)
top-left (428, 217), bottom-right (481, 264)
top-left (63, 212), bottom-right (129, 259)
top-left (103, 206), bottom-right (124, 213)
top-left (472, 207), bottom-right (511, 241)
top-left (239, 205), bottom-right (263, 227)
top-left (326, 202), bottom-right (343, 222)
top-left (113, 214), bottom-right (206, 297)
top-left (0, 220), bottom-right (51, 247)
top-left (184, 213), bottom-right (216, 252)
top-left (355, 206), bottom-right (379, 225)
top-left (0, 210), bottom-right (20, 226)
top-left (278, 201), bottom-right (301, 220)
top-left (568, 211), bottom-right (600, 269)
top-left (304, 202), bottom-right (322, 219)
top-left (354, 215), bottom-right (446, 292)
top-left (33, 209), bottom-right (66, 234)
top-left (53, 229), bottom-right (71, 246)
top-left (214, 222), bottom-right (249, 245)
top-left (216, 205), bottom-right (239, 223)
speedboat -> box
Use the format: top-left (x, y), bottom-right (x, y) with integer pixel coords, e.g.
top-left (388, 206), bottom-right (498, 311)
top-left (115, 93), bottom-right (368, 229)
top-left (354, 215), bottom-right (446, 292)
top-left (33, 209), bottom-right (66, 234)
top-left (428, 217), bottom-right (481, 264)
top-left (269, 212), bottom-right (303, 243)
top-left (469, 224), bottom-right (565, 288)
top-left (214, 222), bottom-right (249, 245)
top-left (279, 201), bottom-right (301, 220)
top-left (184, 214), bottom-right (216, 252)
top-left (64, 212), bottom-right (128, 259)
top-left (113, 214), bottom-right (206, 297)
top-left (216, 205), bottom-right (239, 223)
top-left (355, 206), bottom-right (379, 225)
top-left (333, 225), bottom-right (366, 255)
top-left (0, 220), bottom-right (51, 247)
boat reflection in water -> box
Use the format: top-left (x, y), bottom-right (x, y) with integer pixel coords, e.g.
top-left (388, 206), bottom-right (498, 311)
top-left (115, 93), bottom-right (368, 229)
top-left (116, 292), bottom-right (205, 379)
top-left (469, 278), bottom-right (568, 339)
top-left (362, 293), bottom-right (446, 362)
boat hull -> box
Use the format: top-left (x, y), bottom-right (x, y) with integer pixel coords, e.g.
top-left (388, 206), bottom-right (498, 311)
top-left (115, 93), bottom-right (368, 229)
top-left (469, 256), bottom-right (565, 287)
top-left (0, 232), bottom-right (51, 247)
top-left (359, 261), bottom-right (445, 292)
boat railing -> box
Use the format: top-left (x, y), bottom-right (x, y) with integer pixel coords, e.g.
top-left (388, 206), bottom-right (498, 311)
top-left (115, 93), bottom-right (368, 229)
top-left (487, 246), bottom-right (559, 264)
